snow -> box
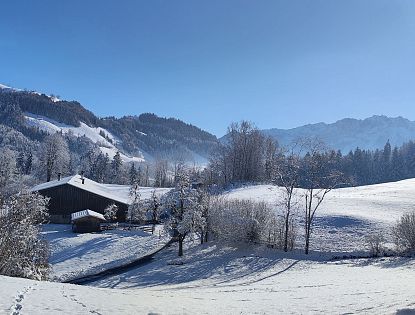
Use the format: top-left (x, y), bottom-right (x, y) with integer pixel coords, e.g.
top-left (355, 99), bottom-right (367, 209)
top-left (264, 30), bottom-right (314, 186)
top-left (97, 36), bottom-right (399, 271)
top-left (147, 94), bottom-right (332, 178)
top-left (224, 179), bottom-right (415, 253)
top-left (50, 96), bottom-right (60, 103)
top-left (32, 175), bottom-right (130, 205)
top-left (24, 112), bottom-right (145, 163)
top-left (2, 179), bottom-right (415, 314)
top-left (0, 83), bottom-right (14, 90)
top-left (31, 175), bottom-right (171, 205)
top-left (71, 210), bottom-right (105, 222)
top-left (42, 224), bottom-right (170, 282)
top-left (136, 130), bottom-right (147, 136)
top-left (1, 242), bottom-right (414, 314)
top-left (0, 83), bottom-right (61, 102)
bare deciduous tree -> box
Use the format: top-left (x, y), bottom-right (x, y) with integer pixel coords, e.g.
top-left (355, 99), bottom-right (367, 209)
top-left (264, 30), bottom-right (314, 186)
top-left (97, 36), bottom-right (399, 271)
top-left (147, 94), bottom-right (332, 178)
top-left (274, 147), bottom-right (302, 252)
top-left (40, 133), bottom-right (69, 182)
top-left (301, 139), bottom-right (344, 254)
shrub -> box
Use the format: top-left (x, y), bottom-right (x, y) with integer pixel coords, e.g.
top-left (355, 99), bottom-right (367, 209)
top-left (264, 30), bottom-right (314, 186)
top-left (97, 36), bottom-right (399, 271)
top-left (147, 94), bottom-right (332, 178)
top-left (365, 233), bottom-right (385, 257)
top-left (209, 198), bottom-right (275, 244)
top-left (393, 211), bottom-right (415, 253)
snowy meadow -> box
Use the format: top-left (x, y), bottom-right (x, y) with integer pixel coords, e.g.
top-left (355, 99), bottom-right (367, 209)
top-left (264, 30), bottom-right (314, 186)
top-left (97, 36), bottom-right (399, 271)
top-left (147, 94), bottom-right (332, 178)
top-left (1, 179), bottom-right (415, 314)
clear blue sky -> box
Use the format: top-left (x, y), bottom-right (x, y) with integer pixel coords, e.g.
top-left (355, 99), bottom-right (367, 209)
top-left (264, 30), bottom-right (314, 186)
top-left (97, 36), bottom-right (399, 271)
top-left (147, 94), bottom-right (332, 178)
top-left (1, 1), bottom-right (415, 136)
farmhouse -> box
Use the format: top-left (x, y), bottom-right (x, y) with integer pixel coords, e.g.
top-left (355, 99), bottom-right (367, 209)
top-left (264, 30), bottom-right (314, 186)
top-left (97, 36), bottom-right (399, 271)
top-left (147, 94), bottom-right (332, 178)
top-left (31, 174), bottom-right (130, 223)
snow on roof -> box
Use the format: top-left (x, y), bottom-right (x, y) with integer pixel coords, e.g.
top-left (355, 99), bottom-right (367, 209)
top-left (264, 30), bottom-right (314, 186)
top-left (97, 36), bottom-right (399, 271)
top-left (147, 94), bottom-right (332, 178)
top-left (71, 209), bottom-right (106, 222)
top-left (31, 175), bottom-right (131, 205)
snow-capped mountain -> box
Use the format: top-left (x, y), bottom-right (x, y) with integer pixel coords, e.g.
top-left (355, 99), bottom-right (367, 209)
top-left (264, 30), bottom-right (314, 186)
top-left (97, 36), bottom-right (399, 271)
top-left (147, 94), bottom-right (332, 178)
top-left (262, 115), bottom-right (415, 153)
top-left (0, 83), bottom-right (218, 163)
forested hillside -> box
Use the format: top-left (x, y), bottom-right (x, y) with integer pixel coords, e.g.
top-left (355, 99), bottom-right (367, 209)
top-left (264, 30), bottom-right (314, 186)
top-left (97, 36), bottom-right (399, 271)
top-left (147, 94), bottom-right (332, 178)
top-left (0, 85), bottom-right (218, 190)
top-left (0, 87), bottom-right (218, 162)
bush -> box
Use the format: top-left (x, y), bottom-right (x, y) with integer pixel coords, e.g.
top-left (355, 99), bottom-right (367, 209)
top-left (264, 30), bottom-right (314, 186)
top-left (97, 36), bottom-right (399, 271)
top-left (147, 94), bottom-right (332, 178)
top-left (0, 191), bottom-right (50, 280)
top-left (209, 198), bottom-right (275, 244)
top-left (365, 233), bottom-right (385, 257)
top-left (393, 211), bottom-right (415, 253)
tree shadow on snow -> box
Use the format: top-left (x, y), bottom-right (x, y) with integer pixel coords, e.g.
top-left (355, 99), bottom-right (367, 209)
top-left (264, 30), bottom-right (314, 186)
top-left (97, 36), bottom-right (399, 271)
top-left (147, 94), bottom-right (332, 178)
top-left (91, 242), bottom-right (299, 289)
top-left (342, 256), bottom-right (415, 269)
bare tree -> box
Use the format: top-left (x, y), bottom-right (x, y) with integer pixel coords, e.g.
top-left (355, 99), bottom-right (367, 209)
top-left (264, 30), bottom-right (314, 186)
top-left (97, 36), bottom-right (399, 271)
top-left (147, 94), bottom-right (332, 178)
top-left (209, 121), bottom-right (266, 185)
top-left (301, 139), bottom-right (344, 254)
top-left (149, 189), bottom-right (161, 234)
top-left (154, 159), bottom-right (168, 187)
top-left (127, 182), bottom-right (144, 223)
top-left (274, 147), bottom-right (302, 252)
top-left (166, 163), bottom-right (205, 256)
top-left (40, 133), bottom-right (69, 182)
top-left (264, 136), bottom-right (279, 182)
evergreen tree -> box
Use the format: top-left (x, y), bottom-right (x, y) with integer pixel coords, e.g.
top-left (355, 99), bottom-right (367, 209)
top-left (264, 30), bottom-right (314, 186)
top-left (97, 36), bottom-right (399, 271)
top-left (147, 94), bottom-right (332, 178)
top-left (24, 151), bottom-right (33, 175)
top-left (129, 163), bottom-right (138, 185)
top-left (111, 151), bottom-right (123, 183)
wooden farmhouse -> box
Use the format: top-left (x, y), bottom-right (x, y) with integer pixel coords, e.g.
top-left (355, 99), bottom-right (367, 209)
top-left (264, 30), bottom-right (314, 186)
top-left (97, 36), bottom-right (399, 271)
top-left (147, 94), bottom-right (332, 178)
top-left (31, 175), bottom-right (130, 223)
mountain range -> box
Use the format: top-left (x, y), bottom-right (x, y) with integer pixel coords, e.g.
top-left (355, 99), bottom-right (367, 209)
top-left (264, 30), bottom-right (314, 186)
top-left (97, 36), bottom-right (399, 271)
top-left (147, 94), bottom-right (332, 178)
top-left (261, 115), bottom-right (415, 153)
top-left (2, 83), bottom-right (415, 160)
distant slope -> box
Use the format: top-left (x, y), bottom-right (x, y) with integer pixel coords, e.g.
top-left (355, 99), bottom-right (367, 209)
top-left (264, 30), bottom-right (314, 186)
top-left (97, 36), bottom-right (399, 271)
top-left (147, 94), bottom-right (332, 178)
top-left (262, 115), bottom-right (415, 153)
top-left (24, 113), bottom-right (144, 163)
top-left (0, 84), bottom-right (218, 163)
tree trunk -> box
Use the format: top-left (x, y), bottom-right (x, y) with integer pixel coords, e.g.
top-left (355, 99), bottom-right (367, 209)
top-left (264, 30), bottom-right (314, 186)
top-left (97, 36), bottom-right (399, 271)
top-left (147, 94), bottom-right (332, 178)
top-left (284, 215), bottom-right (289, 252)
top-left (178, 236), bottom-right (184, 257)
top-left (46, 169), bottom-right (52, 182)
top-left (305, 221), bottom-right (311, 254)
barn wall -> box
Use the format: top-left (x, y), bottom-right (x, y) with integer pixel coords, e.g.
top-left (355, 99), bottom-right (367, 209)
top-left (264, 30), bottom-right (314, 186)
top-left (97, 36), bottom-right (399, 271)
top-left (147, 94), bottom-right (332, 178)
top-left (38, 184), bottom-right (128, 223)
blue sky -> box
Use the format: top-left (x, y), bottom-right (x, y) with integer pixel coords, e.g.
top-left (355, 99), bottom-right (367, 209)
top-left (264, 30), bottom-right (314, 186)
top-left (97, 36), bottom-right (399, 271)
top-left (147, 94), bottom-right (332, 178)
top-left (1, 1), bottom-right (415, 136)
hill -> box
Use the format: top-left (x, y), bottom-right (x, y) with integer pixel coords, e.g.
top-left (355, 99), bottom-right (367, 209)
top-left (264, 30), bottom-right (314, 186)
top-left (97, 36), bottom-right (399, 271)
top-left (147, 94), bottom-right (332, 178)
top-left (0, 84), bottom-right (218, 163)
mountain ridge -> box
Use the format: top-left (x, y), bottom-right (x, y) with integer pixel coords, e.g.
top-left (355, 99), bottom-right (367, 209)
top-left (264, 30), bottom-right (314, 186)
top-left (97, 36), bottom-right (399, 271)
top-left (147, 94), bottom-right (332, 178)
top-left (0, 83), bottom-right (218, 163)
top-left (262, 115), bottom-right (415, 153)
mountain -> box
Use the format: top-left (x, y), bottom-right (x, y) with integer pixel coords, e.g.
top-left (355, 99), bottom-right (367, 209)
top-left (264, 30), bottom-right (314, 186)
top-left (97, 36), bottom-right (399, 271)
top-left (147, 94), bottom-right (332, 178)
top-left (0, 84), bottom-right (218, 163)
top-left (262, 115), bottom-right (415, 153)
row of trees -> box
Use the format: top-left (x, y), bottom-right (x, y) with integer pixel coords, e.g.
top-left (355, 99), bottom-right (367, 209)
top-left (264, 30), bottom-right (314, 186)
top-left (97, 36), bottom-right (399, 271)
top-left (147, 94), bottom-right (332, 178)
top-left (208, 121), bottom-right (415, 189)
top-left (1, 129), bottom-right (200, 188)
top-left (132, 157), bottom-right (342, 257)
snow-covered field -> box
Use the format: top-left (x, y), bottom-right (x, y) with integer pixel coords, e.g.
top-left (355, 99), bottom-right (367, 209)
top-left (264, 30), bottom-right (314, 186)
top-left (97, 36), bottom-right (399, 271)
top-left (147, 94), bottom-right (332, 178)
top-left (225, 179), bottom-right (415, 253)
top-left (1, 179), bottom-right (415, 314)
top-left (43, 224), bottom-right (170, 282)
top-left (1, 243), bottom-right (414, 314)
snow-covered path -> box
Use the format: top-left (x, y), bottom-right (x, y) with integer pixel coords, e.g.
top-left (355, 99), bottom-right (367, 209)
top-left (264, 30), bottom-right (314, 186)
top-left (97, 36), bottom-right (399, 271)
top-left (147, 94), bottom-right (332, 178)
top-left (43, 224), bottom-right (170, 282)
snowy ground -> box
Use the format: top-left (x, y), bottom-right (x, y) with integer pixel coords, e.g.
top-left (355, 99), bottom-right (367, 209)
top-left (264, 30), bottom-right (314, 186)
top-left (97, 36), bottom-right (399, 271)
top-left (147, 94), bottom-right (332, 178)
top-left (224, 179), bottom-right (415, 254)
top-left (1, 242), bottom-right (414, 314)
top-left (1, 179), bottom-right (415, 314)
top-left (42, 224), bottom-right (170, 282)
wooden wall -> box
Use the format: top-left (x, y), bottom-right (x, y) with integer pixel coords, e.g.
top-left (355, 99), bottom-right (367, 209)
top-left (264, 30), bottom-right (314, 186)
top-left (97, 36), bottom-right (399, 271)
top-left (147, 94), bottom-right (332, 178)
top-left (38, 184), bottom-right (128, 223)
